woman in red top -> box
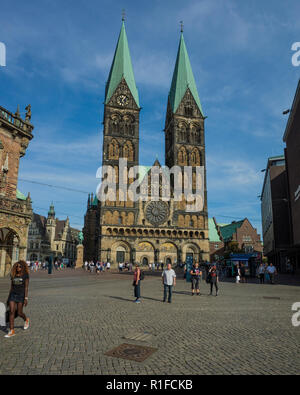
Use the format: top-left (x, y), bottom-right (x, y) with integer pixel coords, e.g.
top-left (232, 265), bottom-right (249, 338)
top-left (133, 264), bottom-right (141, 303)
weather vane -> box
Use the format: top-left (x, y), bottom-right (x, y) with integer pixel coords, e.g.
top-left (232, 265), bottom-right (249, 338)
top-left (122, 9), bottom-right (126, 21)
top-left (180, 20), bottom-right (184, 32)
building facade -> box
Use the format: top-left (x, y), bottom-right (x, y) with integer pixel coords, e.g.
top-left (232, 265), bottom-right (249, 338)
top-left (209, 217), bottom-right (263, 261)
top-left (283, 79), bottom-right (300, 273)
top-left (27, 204), bottom-right (80, 264)
top-left (83, 22), bottom-right (210, 266)
top-left (0, 104), bottom-right (34, 277)
top-left (260, 156), bottom-right (292, 270)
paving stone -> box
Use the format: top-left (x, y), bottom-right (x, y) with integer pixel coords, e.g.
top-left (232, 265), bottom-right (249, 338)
top-left (0, 270), bottom-right (299, 374)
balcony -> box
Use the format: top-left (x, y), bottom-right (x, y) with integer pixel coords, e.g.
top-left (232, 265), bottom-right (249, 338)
top-left (0, 105), bottom-right (33, 135)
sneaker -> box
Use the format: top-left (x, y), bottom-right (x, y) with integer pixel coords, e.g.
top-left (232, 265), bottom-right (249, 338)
top-left (24, 318), bottom-right (30, 330)
top-left (5, 330), bottom-right (16, 338)
top-left (135, 300), bottom-right (141, 304)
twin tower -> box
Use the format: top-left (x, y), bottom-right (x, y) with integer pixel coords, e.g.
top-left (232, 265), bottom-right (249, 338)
top-left (83, 21), bottom-right (209, 265)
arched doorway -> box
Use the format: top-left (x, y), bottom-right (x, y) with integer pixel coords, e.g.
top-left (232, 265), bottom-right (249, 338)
top-left (142, 257), bottom-right (149, 267)
top-left (116, 246), bottom-right (126, 263)
top-left (166, 257), bottom-right (172, 266)
top-left (0, 228), bottom-right (20, 277)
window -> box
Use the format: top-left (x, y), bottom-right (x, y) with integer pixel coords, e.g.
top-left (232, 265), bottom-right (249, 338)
top-left (185, 106), bottom-right (193, 117)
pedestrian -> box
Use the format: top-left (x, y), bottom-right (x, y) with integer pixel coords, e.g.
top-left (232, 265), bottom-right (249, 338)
top-left (152, 262), bottom-right (155, 272)
top-left (133, 264), bottom-right (141, 303)
top-left (5, 261), bottom-right (30, 338)
top-left (90, 261), bottom-right (94, 274)
top-left (209, 264), bottom-right (219, 296)
top-left (234, 264), bottom-right (240, 283)
top-left (240, 263), bottom-right (246, 283)
top-left (190, 262), bottom-right (202, 296)
top-left (106, 261), bottom-right (111, 271)
top-left (162, 263), bottom-right (176, 303)
top-left (257, 263), bottom-right (265, 284)
top-left (267, 263), bottom-right (277, 284)
top-left (161, 262), bottom-right (164, 271)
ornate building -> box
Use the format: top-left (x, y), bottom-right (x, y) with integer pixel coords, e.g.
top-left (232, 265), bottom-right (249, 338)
top-left (27, 204), bottom-right (80, 264)
top-left (83, 21), bottom-right (209, 266)
top-left (0, 104), bottom-right (33, 277)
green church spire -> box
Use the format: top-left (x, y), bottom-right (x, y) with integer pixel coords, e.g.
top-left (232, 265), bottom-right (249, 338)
top-left (105, 21), bottom-right (139, 107)
top-left (169, 33), bottom-right (203, 115)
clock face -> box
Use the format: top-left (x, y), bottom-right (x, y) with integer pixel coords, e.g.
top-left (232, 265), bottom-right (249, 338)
top-left (117, 95), bottom-right (129, 106)
top-left (145, 201), bottom-right (169, 226)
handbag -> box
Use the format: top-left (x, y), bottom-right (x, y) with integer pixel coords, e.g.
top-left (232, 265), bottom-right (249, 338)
top-left (206, 273), bottom-right (211, 284)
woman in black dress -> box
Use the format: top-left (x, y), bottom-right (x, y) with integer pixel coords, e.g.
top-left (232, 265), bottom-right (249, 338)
top-left (5, 261), bottom-right (30, 338)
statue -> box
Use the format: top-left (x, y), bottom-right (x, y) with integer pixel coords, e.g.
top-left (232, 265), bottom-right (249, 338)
top-left (78, 231), bottom-right (84, 245)
top-left (25, 105), bottom-right (32, 122)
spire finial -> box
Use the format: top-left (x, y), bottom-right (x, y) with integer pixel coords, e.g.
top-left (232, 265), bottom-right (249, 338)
top-left (180, 20), bottom-right (184, 33)
top-left (122, 9), bottom-right (125, 22)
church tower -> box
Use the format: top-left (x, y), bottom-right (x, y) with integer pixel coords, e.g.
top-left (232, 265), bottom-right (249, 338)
top-left (164, 31), bottom-right (209, 244)
top-left (97, 19), bottom-right (140, 263)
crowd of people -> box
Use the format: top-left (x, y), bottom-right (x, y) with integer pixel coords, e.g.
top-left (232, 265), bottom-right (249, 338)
top-left (84, 261), bottom-right (111, 274)
top-left (26, 260), bottom-right (75, 272)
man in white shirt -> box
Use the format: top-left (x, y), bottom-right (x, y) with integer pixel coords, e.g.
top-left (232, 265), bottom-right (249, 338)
top-left (162, 263), bottom-right (176, 303)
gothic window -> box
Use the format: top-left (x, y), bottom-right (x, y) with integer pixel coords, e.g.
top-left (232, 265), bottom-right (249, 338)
top-left (123, 115), bottom-right (135, 136)
top-left (184, 106), bottom-right (193, 117)
top-left (110, 114), bottom-right (120, 134)
top-left (178, 122), bottom-right (188, 142)
top-left (178, 147), bottom-right (188, 166)
top-left (123, 141), bottom-right (134, 161)
top-left (190, 148), bottom-right (200, 166)
top-left (108, 139), bottom-right (119, 160)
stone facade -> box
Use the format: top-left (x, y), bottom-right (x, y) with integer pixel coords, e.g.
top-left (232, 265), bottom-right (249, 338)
top-left (27, 205), bottom-right (80, 264)
top-left (0, 104), bottom-right (34, 277)
top-left (83, 26), bottom-right (210, 267)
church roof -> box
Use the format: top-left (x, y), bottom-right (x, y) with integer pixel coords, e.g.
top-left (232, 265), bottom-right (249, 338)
top-left (219, 220), bottom-right (245, 242)
top-left (105, 22), bottom-right (139, 107)
top-left (169, 33), bottom-right (203, 115)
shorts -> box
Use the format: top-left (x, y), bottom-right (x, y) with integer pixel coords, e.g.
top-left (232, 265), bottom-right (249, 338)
top-left (191, 277), bottom-right (200, 290)
top-left (8, 292), bottom-right (25, 304)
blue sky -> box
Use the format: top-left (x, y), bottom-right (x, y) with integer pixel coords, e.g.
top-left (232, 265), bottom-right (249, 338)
top-left (0, 0), bottom-right (299, 233)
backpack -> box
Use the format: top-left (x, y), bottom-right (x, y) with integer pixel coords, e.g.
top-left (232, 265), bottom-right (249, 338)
top-left (140, 270), bottom-right (145, 281)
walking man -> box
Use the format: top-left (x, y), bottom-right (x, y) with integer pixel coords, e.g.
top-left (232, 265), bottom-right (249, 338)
top-left (162, 263), bottom-right (176, 303)
top-left (257, 263), bottom-right (265, 284)
top-left (267, 263), bottom-right (277, 284)
top-left (209, 264), bottom-right (219, 296)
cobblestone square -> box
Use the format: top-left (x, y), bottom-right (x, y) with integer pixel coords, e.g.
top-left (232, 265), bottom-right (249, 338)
top-left (0, 270), bottom-right (299, 375)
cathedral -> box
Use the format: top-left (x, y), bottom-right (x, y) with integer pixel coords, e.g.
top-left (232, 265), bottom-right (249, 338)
top-left (83, 21), bottom-right (210, 267)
